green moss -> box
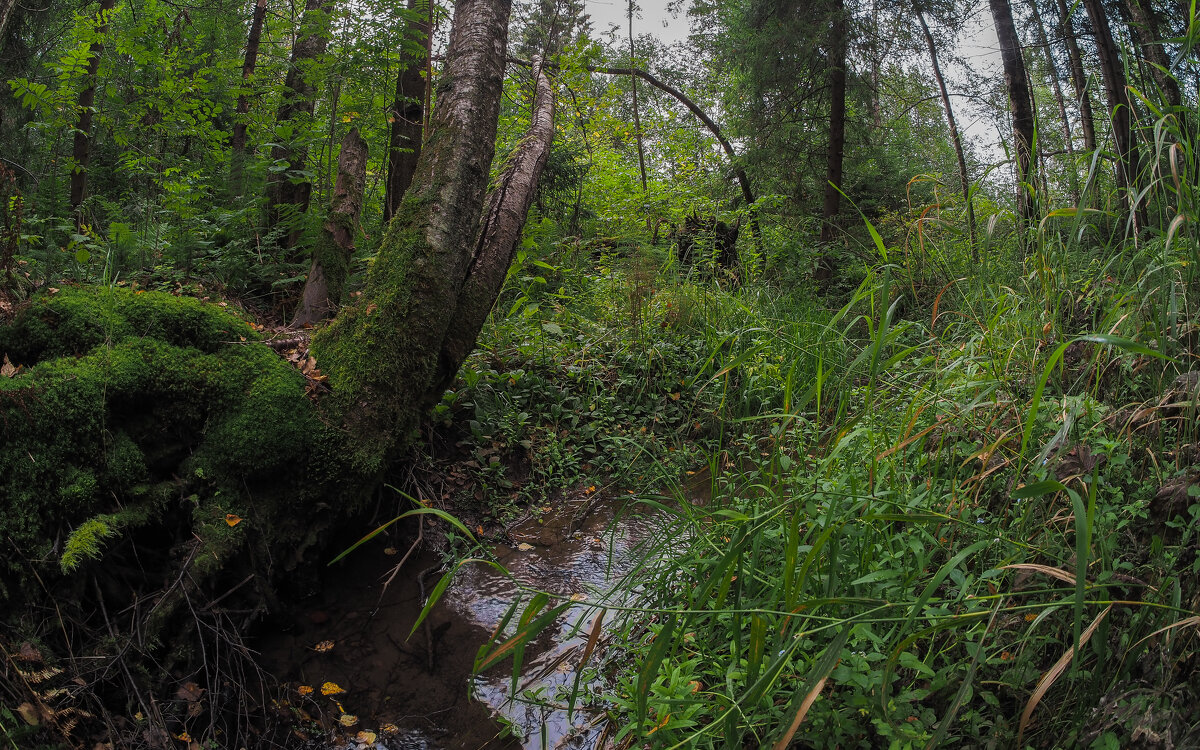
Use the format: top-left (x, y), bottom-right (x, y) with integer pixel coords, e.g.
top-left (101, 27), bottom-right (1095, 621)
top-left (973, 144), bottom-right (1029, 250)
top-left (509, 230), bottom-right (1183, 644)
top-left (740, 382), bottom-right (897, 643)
top-left (0, 285), bottom-right (356, 607)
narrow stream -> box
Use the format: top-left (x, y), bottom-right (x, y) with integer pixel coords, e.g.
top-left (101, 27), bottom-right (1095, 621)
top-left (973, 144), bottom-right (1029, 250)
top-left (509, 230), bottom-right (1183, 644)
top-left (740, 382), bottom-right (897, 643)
top-left (259, 474), bottom-right (710, 749)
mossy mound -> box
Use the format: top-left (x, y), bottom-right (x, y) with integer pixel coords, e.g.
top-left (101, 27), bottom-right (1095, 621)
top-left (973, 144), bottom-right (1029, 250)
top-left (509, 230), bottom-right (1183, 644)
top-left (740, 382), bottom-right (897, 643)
top-left (0, 285), bottom-right (354, 609)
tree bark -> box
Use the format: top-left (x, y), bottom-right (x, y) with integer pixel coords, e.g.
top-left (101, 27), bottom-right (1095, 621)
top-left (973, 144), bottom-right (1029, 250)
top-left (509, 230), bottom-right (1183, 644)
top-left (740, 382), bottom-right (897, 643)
top-left (292, 128), bottom-right (367, 327)
top-left (264, 0), bottom-right (336, 246)
top-left (436, 57), bottom-right (556, 391)
top-left (1026, 0), bottom-right (1079, 205)
top-left (816, 0), bottom-right (847, 284)
top-left (1054, 0), bottom-right (1097, 157)
top-left (230, 0), bottom-right (268, 196)
top-left (989, 0), bottom-right (1038, 231)
top-left (917, 9), bottom-right (976, 250)
top-left (68, 0), bottom-right (117, 223)
top-left (383, 0), bottom-right (431, 222)
top-left (0, 0), bottom-right (18, 54)
top-left (1082, 0), bottom-right (1146, 232)
top-left (1125, 0), bottom-right (1181, 108)
top-left (311, 0), bottom-right (511, 470)
top-left (628, 1), bottom-right (649, 196)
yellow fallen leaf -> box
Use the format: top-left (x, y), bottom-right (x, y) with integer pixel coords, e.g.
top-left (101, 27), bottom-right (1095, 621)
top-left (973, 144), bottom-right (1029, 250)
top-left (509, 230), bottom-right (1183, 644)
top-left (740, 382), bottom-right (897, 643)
top-left (338, 713), bottom-right (358, 727)
top-left (570, 593), bottom-right (587, 602)
top-left (312, 640), bottom-right (335, 653)
top-left (383, 547), bottom-right (398, 556)
top-left (355, 730), bottom-right (377, 744)
top-left (379, 723), bottom-right (398, 735)
top-left (174, 731), bottom-right (191, 741)
top-left (297, 685), bottom-right (313, 696)
top-left (321, 681), bottom-right (346, 696)
top-left (225, 514), bottom-right (242, 527)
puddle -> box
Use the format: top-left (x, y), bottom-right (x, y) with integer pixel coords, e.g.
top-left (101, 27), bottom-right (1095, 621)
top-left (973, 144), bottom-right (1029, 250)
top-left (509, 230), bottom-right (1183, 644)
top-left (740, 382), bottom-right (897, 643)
top-left (258, 472), bottom-right (713, 749)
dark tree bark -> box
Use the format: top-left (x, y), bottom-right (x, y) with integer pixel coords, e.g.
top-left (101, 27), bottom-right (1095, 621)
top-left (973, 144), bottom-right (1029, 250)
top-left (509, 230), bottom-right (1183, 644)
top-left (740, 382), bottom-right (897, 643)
top-left (264, 0), bottom-right (336, 246)
top-left (68, 0), bottom-right (116, 222)
top-left (312, 0), bottom-right (512, 469)
top-left (989, 0), bottom-right (1038, 230)
top-left (383, 0), bottom-right (431, 222)
top-left (0, 0), bottom-right (18, 53)
top-left (1125, 0), bottom-right (1182, 108)
top-left (437, 57), bottom-right (556, 390)
top-left (292, 128), bottom-right (368, 327)
top-left (1026, 0), bottom-right (1079, 205)
top-left (1054, 0), bottom-right (1097, 158)
top-left (230, 0), bottom-right (268, 196)
top-left (917, 9), bottom-right (976, 249)
top-left (1082, 0), bottom-right (1146, 232)
top-left (628, 0), bottom-right (649, 196)
top-left (816, 0), bottom-right (847, 284)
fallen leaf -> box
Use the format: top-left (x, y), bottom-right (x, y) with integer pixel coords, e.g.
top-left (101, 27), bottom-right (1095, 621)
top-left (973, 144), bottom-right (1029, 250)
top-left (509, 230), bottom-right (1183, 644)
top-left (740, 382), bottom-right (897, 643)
top-left (338, 713), bottom-right (358, 727)
top-left (379, 723), bottom-right (398, 735)
top-left (321, 681), bottom-right (346, 696)
top-left (516, 543), bottom-right (534, 551)
top-left (16, 702), bottom-right (38, 726)
top-left (355, 730), bottom-right (377, 744)
top-left (17, 642), bottom-right (42, 662)
top-left (176, 682), bottom-right (205, 702)
top-left (225, 514), bottom-right (242, 527)
top-left (1, 355), bottom-right (16, 378)
top-left (297, 685), bottom-right (313, 696)
top-left (570, 593), bottom-right (587, 602)
top-left (173, 731), bottom-right (191, 742)
top-left (311, 640), bottom-right (335, 653)
top-left (383, 547), bottom-right (397, 556)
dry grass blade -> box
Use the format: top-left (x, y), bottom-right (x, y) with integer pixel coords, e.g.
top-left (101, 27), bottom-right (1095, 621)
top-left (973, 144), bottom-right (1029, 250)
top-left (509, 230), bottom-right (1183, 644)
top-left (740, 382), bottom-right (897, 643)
top-left (578, 609), bottom-right (605, 670)
top-left (1001, 563), bottom-right (1077, 585)
top-left (1016, 604), bottom-right (1112, 746)
top-left (771, 673), bottom-right (832, 750)
top-left (1130, 615), bottom-right (1200, 650)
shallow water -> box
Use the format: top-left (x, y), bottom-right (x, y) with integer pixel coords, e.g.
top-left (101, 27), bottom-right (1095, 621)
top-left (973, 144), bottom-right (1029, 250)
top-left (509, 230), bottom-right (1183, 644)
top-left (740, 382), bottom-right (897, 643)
top-left (257, 477), bottom-right (704, 750)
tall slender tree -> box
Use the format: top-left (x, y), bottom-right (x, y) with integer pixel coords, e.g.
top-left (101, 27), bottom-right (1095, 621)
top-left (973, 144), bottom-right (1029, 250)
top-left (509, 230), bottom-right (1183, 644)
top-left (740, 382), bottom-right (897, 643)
top-left (917, 8), bottom-right (976, 248)
top-left (1026, 0), bottom-right (1079, 205)
top-left (989, 0), bottom-right (1038, 230)
top-left (230, 0), bottom-right (268, 196)
top-left (383, 0), bottom-right (431, 222)
top-left (816, 0), bottom-right (847, 283)
top-left (1082, 0), bottom-right (1145, 231)
top-left (68, 0), bottom-right (117, 222)
top-left (264, 0), bottom-right (337, 246)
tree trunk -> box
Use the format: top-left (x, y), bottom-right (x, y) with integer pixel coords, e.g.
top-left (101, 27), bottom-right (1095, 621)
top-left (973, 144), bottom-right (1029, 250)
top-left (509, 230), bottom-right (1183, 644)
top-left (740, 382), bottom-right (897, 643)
top-left (1082, 0), bottom-right (1146, 232)
top-left (1026, 0), bottom-right (1079, 205)
top-left (989, 0), bottom-right (1038, 231)
top-left (311, 0), bottom-right (511, 470)
top-left (0, 0), bottom-right (18, 54)
top-left (816, 0), bottom-right (847, 284)
top-left (1054, 0), bottom-right (1097, 156)
top-left (383, 0), bottom-right (431, 223)
top-left (437, 57), bottom-right (556, 391)
top-left (68, 0), bottom-right (116, 223)
top-left (264, 0), bottom-right (336, 246)
top-left (1125, 0), bottom-right (1181, 108)
top-left (230, 0), bottom-right (268, 197)
top-left (292, 128), bottom-right (368, 327)
top-left (628, 1), bottom-right (649, 196)
top-left (917, 9), bottom-right (976, 250)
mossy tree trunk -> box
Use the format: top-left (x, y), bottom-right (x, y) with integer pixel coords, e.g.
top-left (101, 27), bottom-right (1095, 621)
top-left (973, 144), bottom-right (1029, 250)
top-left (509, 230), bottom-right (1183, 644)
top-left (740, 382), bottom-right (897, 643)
top-left (311, 0), bottom-right (513, 472)
top-left (292, 127), bottom-right (367, 327)
top-left (436, 56), bottom-right (556, 392)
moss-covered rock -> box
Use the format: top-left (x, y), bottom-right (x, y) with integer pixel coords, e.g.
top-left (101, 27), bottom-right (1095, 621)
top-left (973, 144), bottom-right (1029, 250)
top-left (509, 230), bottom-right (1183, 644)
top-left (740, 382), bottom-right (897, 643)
top-left (0, 285), bottom-right (356, 609)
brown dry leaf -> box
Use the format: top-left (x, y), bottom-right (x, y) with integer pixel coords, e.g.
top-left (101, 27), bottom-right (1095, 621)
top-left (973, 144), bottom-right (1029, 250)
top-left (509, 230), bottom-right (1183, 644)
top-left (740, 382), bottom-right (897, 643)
top-left (297, 685), bottom-right (313, 696)
top-left (516, 543), bottom-right (534, 552)
top-left (224, 514), bottom-right (242, 527)
top-left (338, 713), bottom-right (358, 727)
top-left (175, 682), bottom-right (205, 702)
top-left (320, 681), bottom-right (346, 696)
top-left (1, 354), bottom-right (16, 378)
top-left (311, 640), bottom-right (335, 653)
top-left (186, 700), bottom-right (204, 719)
top-left (16, 702), bottom-right (38, 726)
top-left (383, 547), bottom-right (398, 556)
top-left (17, 641), bottom-right (42, 662)
top-left (365, 302), bottom-right (377, 315)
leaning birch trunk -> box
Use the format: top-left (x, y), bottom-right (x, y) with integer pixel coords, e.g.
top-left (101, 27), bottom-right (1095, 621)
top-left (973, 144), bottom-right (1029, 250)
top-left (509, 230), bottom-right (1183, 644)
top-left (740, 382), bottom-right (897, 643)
top-left (311, 0), bottom-right (511, 470)
top-left (292, 127), bottom-right (367, 327)
top-left (435, 57), bottom-right (556, 393)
